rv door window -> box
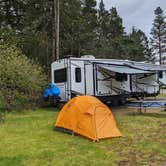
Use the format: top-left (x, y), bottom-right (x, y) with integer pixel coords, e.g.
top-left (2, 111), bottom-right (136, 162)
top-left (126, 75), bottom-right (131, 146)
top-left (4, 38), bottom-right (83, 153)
top-left (115, 73), bottom-right (128, 82)
top-left (75, 67), bottom-right (81, 82)
top-left (159, 71), bottom-right (163, 79)
top-left (54, 68), bottom-right (67, 83)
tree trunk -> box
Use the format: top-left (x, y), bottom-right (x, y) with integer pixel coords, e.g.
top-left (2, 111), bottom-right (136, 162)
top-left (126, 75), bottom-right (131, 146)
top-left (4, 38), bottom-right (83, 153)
top-left (159, 28), bottom-right (162, 64)
top-left (52, 0), bottom-right (59, 61)
top-left (56, 0), bottom-right (60, 60)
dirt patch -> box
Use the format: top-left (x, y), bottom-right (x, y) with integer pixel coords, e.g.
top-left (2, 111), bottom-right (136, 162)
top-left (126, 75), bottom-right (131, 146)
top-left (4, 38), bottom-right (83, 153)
top-left (118, 152), bottom-right (138, 166)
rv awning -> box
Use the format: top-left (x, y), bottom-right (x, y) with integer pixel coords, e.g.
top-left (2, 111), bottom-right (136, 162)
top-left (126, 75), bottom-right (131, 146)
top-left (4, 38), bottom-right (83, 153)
top-left (98, 64), bottom-right (153, 74)
top-left (124, 62), bottom-right (166, 71)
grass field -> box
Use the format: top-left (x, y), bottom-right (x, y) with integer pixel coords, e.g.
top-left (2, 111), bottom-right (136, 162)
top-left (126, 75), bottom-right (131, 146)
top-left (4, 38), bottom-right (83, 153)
top-left (0, 107), bottom-right (166, 166)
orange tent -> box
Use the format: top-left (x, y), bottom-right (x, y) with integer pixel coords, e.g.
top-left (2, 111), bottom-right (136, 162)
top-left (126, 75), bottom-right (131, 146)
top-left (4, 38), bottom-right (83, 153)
top-left (54, 96), bottom-right (122, 141)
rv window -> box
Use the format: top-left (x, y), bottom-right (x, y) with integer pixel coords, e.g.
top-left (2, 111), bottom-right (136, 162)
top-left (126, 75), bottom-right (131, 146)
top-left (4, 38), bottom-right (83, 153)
top-left (54, 68), bottom-right (67, 83)
top-left (159, 71), bottom-right (163, 79)
top-left (75, 68), bottom-right (81, 82)
top-left (115, 73), bottom-right (128, 82)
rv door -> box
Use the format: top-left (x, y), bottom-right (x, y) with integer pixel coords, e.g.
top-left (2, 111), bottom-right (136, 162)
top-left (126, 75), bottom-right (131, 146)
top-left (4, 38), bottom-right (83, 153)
top-left (70, 61), bottom-right (85, 96)
top-left (84, 63), bottom-right (94, 95)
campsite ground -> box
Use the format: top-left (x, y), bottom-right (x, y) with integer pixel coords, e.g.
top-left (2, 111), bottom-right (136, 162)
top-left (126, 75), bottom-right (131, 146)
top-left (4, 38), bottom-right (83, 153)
top-left (0, 107), bottom-right (166, 166)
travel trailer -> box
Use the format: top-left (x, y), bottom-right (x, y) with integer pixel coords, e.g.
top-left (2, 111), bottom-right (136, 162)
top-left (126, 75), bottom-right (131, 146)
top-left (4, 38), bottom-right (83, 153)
top-left (51, 56), bottom-right (165, 105)
top-left (51, 56), bottom-right (130, 105)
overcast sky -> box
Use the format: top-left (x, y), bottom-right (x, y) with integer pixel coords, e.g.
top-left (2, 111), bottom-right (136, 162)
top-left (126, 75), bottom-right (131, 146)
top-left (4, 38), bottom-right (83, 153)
top-left (96, 0), bottom-right (166, 36)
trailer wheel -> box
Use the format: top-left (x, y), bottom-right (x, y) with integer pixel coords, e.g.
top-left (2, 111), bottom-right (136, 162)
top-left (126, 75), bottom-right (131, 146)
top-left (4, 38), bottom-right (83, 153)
top-left (56, 102), bottom-right (64, 110)
top-left (111, 100), bottom-right (118, 106)
top-left (119, 97), bottom-right (126, 105)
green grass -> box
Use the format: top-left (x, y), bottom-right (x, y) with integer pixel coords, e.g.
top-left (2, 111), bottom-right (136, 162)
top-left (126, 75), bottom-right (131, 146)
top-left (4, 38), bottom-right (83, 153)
top-left (0, 108), bottom-right (166, 166)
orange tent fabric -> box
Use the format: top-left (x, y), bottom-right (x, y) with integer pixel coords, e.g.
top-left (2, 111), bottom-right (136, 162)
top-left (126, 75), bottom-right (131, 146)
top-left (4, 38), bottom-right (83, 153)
top-left (54, 96), bottom-right (122, 141)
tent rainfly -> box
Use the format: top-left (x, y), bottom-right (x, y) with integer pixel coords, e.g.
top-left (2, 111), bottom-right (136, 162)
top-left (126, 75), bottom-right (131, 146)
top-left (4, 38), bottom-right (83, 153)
top-left (54, 96), bottom-right (122, 141)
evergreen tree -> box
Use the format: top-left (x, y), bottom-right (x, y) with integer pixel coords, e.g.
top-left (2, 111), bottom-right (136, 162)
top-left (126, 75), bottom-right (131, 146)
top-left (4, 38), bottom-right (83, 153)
top-left (60, 0), bottom-right (82, 56)
top-left (95, 0), bottom-right (110, 57)
top-left (127, 28), bottom-right (151, 61)
top-left (98, 0), bottom-right (109, 37)
top-left (107, 7), bottom-right (125, 59)
top-left (0, 0), bottom-right (53, 67)
top-left (81, 0), bottom-right (98, 55)
top-left (0, 0), bottom-right (25, 30)
top-left (108, 7), bottom-right (124, 39)
top-left (150, 7), bottom-right (166, 64)
top-left (0, 0), bottom-right (155, 70)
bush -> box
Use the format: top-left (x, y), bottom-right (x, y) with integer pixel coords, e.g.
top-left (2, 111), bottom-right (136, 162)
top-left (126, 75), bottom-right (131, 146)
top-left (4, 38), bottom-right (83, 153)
top-left (0, 44), bottom-right (47, 110)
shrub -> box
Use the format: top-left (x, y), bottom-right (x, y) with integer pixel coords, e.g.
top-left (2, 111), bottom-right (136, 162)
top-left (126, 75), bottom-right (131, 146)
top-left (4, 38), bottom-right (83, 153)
top-left (0, 44), bottom-right (47, 110)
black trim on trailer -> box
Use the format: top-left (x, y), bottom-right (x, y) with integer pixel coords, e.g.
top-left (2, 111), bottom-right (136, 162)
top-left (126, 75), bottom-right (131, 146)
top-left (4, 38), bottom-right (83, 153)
top-left (130, 74), bottom-right (132, 92)
top-left (84, 63), bottom-right (87, 95)
top-left (69, 59), bottom-right (72, 100)
top-left (95, 64), bottom-right (98, 93)
top-left (66, 59), bottom-right (69, 100)
top-left (64, 60), bottom-right (67, 101)
top-left (92, 62), bottom-right (96, 96)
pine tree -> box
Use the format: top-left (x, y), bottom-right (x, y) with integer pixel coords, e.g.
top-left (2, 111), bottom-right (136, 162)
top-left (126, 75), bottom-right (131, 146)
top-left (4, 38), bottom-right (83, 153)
top-left (0, 0), bottom-right (53, 67)
top-left (95, 0), bottom-right (110, 57)
top-left (108, 7), bottom-right (124, 39)
top-left (127, 28), bottom-right (151, 61)
top-left (150, 7), bottom-right (166, 64)
top-left (98, 0), bottom-right (109, 37)
top-left (0, 0), bottom-right (25, 30)
top-left (80, 0), bottom-right (98, 55)
top-left (106, 7), bottom-right (125, 59)
top-left (60, 0), bottom-right (82, 56)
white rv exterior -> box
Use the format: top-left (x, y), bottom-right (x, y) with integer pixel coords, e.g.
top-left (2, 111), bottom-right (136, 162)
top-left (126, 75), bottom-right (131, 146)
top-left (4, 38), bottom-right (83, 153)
top-left (130, 73), bottom-right (159, 97)
top-left (158, 66), bottom-right (166, 87)
top-left (124, 61), bottom-right (166, 97)
top-left (51, 57), bottom-right (131, 104)
top-left (51, 57), bottom-right (165, 104)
